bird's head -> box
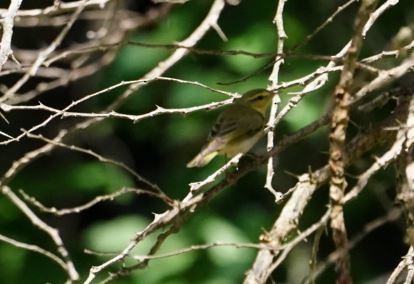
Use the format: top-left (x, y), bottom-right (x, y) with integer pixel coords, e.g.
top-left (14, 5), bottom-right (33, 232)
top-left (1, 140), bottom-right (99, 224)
top-left (236, 89), bottom-right (275, 115)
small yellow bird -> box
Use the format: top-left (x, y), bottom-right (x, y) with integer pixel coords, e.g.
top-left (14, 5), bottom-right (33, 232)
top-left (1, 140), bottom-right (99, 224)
top-left (187, 89), bottom-right (275, 168)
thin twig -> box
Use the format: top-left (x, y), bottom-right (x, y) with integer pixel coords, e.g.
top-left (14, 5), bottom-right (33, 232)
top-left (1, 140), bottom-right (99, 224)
top-left (83, 1), bottom-right (227, 281)
top-left (264, 0), bottom-right (287, 202)
top-left (24, 131), bottom-right (167, 199)
top-left (0, 0), bottom-right (88, 104)
top-left (305, 208), bottom-right (402, 283)
top-left (20, 187), bottom-right (170, 216)
top-left (0, 0), bottom-right (111, 18)
top-left (0, 186), bottom-right (79, 280)
top-left (0, 233), bottom-right (69, 275)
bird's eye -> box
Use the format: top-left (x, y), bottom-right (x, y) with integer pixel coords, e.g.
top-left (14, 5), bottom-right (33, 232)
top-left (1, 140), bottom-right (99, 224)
top-left (256, 95), bottom-right (265, 100)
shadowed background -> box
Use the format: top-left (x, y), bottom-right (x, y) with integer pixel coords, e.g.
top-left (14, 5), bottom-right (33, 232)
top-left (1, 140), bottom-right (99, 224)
top-left (1, 0), bottom-right (414, 283)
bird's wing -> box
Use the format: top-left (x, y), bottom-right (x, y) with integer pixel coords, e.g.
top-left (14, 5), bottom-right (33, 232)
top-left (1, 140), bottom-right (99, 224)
top-left (187, 106), bottom-right (264, 167)
top-left (209, 105), bottom-right (264, 143)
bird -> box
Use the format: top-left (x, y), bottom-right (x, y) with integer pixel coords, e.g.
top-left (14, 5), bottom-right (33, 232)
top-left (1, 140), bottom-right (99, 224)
top-left (187, 89), bottom-right (275, 168)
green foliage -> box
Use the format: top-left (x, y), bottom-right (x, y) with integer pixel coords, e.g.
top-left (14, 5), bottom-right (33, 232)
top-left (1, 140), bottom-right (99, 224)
top-left (69, 162), bottom-right (134, 193)
top-left (3, 0), bottom-right (413, 283)
top-left (283, 93), bottom-right (324, 130)
top-left (199, 216), bottom-right (254, 266)
top-left (0, 245), bottom-right (26, 283)
top-left (13, 161), bottom-right (134, 195)
top-left (84, 215), bottom-right (150, 253)
top-left (85, 215), bottom-right (195, 283)
top-left (223, 23), bottom-right (275, 73)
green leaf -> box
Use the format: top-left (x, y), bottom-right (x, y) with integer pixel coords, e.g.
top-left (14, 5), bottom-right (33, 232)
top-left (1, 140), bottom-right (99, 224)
top-left (283, 94), bottom-right (323, 130)
top-left (66, 162), bottom-right (134, 194)
top-left (85, 215), bottom-right (195, 283)
top-left (223, 23), bottom-right (275, 74)
top-left (84, 215), bottom-right (150, 253)
top-left (199, 216), bottom-right (253, 266)
top-left (132, 231), bottom-right (195, 283)
top-left (11, 161), bottom-right (134, 197)
top-left (0, 245), bottom-right (26, 283)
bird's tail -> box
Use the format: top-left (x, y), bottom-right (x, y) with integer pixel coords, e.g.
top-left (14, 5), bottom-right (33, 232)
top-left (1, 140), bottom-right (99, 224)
top-left (186, 149), bottom-right (218, 168)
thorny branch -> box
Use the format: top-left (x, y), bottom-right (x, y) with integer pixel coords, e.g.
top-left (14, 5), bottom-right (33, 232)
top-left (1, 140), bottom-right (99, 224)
top-left (0, 0), bottom-right (23, 71)
top-left (1, 0), bottom-right (414, 283)
top-left (0, 0), bottom-right (89, 104)
top-left (1, 185), bottom-right (79, 280)
top-left (328, 1), bottom-right (378, 282)
top-left (264, 0), bottom-right (286, 201)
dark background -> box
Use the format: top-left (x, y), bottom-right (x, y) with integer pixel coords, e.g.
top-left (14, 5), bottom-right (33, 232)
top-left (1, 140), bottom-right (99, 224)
top-left (1, 0), bottom-right (413, 283)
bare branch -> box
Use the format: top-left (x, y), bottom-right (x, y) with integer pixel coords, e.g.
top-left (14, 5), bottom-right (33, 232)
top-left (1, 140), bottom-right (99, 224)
top-left (0, 233), bottom-right (70, 275)
top-left (0, 186), bottom-right (79, 280)
top-left (24, 131), bottom-right (166, 198)
top-left (293, 0), bottom-right (357, 51)
top-left (187, 153), bottom-right (242, 193)
top-left (328, 1), bottom-right (378, 281)
top-left (387, 247), bottom-right (414, 284)
top-left (0, 1), bottom-right (411, 282)
top-left (0, 0), bottom-right (23, 71)
top-left (0, 0), bottom-right (88, 104)
top-left (264, 0), bottom-right (287, 201)
top-left (20, 187), bottom-right (169, 216)
top-left (306, 207), bottom-right (402, 283)
top-left (243, 99), bottom-right (401, 283)
top-left (0, 0), bottom-right (111, 18)
top-left (83, 1), bottom-right (227, 281)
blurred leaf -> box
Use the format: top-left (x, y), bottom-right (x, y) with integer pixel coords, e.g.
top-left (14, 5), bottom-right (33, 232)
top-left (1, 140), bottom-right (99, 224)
top-left (199, 215), bottom-right (252, 266)
top-left (223, 23), bottom-right (275, 74)
top-left (0, 245), bottom-right (26, 283)
top-left (113, 44), bottom-right (168, 80)
top-left (284, 15), bottom-right (307, 49)
top-left (66, 162), bottom-right (134, 194)
top-left (0, 198), bottom-right (21, 222)
top-left (5, 0), bottom-right (413, 283)
top-left (12, 161), bottom-right (134, 199)
top-left (283, 94), bottom-right (324, 130)
top-left (107, 1), bottom-right (205, 82)
top-left (201, 277), bottom-right (235, 284)
top-left (85, 215), bottom-right (195, 283)
top-left (237, 204), bottom-right (271, 239)
top-left (167, 77), bottom-right (227, 108)
top-left (84, 215), bottom-right (150, 253)
top-left (132, 230), bottom-right (194, 283)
